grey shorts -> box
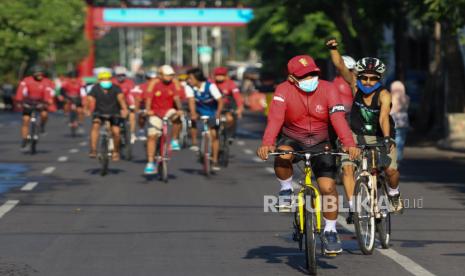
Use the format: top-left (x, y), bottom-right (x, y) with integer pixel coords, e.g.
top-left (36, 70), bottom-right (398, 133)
top-left (341, 133), bottom-right (398, 170)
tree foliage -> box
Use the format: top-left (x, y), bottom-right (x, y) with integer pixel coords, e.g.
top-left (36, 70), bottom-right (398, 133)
top-left (0, 0), bottom-right (88, 83)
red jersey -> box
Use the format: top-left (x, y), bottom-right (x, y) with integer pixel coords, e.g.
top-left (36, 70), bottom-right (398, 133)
top-left (112, 77), bottom-right (136, 106)
top-left (61, 77), bottom-right (84, 98)
top-left (262, 80), bottom-right (355, 147)
top-left (146, 80), bottom-right (180, 118)
top-left (214, 79), bottom-right (243, 108)
top-left (332, 76), bottom-right (353, 114)
top-left (15, 76), bottom-right (54, 103)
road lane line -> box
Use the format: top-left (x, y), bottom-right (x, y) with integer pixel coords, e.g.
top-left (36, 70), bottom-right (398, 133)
top-left (237, 140), bottom-right (245, 146)
top-left (265, 167), bottom-right (275, 174)
top-left (0, 200), bottom-right (19, 219)
top-left (58, 156), bottom-right (68, 162)
top-left (244, 149), bottom-right (254, 155)
top-left (252, 157), bottom-right (262, 163)
top-left (337, 216), bottom-right (436, 276)
top-left (21, 182), bottom-right (38, 191)
top-left (42, 166), bottom-right (55, 174)
top-left (79, 141), bottom-right (87, 146)
top-left (69, 148), bottom-right (79, 153)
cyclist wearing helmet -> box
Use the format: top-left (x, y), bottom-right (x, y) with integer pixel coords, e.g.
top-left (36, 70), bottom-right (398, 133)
top-left (87, 70), bottom-right (128, 161)
top-left (112, 66), bottom-right (137, 144)
top-left (61, 71), bottom-right (86, 129)
top-left (212, 66), bottom-right (244, 141)
top-left (131, 69), bottom-right (158, 140)
top-left (256, 55), bottom-right (360, 255)
top-left (144, 65), bottom-right (184, 175)
top-left (15, 66), bottom-right (54, 150)
top-left (327, 39), bottom-right (403, 218)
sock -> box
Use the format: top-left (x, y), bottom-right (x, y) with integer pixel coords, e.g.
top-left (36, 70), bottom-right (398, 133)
top-left (387, 186), bottom-right (399, 196)
top-left (278, 177), bottom-right (293, 191)
top-left (324, 218), bottom-right (337, 233)
top-left (348, 200), bottom-right (353, 211)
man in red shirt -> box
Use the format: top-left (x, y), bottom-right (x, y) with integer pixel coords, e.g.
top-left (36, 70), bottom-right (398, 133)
top-left (213, 67), bottom-right (244, 140)
top-left (130, 70), bottom-right (158, 140)
top-left (144, 65), bottom-right (183, 175)
top-left (61, 72), bottom-right (86, 129)
top-left (112, 66), bottom-right (137, 143)
top-left (15, 66), bottom-right (54, 149)
top-left (256, 55), bottom-right (360, 254)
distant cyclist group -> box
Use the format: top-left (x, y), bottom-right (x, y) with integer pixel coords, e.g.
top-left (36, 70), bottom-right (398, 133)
top-left (14, 63), bottom-right (244, 175)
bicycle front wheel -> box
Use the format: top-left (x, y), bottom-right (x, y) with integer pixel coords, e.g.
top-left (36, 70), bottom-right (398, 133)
top-left (353, 177), bottom-right (375, 254)
top-left (100, 136), bottom-right (109, 176)
top-left (305, 206), bottom-right (317, 275)
top-left (203, 134), bottom-right (211, 176)
top-left (376, 178), bottom-right (391, 249)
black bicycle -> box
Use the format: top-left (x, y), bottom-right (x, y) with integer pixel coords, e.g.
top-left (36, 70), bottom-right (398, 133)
top-left (23, 101), bottom-right (46, 155)
top-left (217, 115), bottom-right (230, 167)
top-left (95, 113), bottom-right (119, 176)
top-left (119, 117), bottom-right (132, 161)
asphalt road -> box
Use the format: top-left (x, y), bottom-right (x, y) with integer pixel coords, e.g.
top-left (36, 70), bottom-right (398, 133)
top-left (0, 111), bottom-right (463, 276)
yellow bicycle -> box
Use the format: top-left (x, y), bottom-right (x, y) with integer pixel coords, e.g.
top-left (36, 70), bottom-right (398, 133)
top-left (269, 149), bottom-right (345, 275)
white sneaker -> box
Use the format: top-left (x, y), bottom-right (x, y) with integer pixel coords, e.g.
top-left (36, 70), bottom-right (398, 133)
top-left (138, 129), bottom-right (146, 141)
top-left (130, 133), bottom-right (137, 144)
top-left (189, 145), bottom-right (199, 151)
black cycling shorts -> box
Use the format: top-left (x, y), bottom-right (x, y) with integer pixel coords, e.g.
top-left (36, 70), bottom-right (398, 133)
top-left (92, 114), bottom-right (122, 126)
top-left (22, 103), bottom-right (46, 116)
top-left (276, 135), bottom-right (336, 179)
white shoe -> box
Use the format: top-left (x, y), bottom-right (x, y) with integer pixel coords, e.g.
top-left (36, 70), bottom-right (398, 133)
top-left (189, 145), bottom-right (199, 152)
top-left (130, 133), bottom-right (137, 144)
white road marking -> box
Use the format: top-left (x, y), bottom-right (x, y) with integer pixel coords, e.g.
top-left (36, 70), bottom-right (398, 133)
top-left (252, 157), bottom-right (263, 163)
top-left (0, 200), bottom-right (19, 219)
top-left (265, 167), bottom-right (275, 174)
top-left (237, 140), bottom-right (245, 146)
top-left (79, 141), bottom-right (87, 146)
top-left (58, 156), bottom-right (68, 162)
top-left (337, 216), bottom-right (436, 276)
top-left (69, 148), bottom-right (79, 153)
top-left (42, 166), bottom-right (55, 174)
top-left (244, 149), bottom-right (254, 155)
top-left (21, 182), bottom-right (38, 191)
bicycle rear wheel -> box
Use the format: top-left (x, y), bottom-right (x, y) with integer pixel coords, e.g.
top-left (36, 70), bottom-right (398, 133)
top-left (100, 136), bottom-right (109, 176)
top-left (123, 123), bottom-right (132, 161)
top-left (70, 110), bottom-right (77, 137)
top-left (304, 201), bottom-right (317, 275)
top-left (219, 131), bottom-right (230, 167)
top-left (30, 121), bottom-right (37, 155)
top-left (376, 178), bottom-right (391, 249)
top-left (203, 134), bottom-right (211, 176)
top-left (353, 177), bottom-right (375, 254)
top-left (160, 136), bottom-right (169, 183)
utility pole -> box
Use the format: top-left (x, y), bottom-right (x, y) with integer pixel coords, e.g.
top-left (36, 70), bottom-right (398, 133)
top-left (176, 26), bottom-right (183, 66)
top-left (191, 26), bottom-right (198, 67)
top-left (165, 26), bottom-right (172, 65)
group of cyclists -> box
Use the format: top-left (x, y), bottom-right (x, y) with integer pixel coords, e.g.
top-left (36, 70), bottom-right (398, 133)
top-left (14, 63), bottom-right (244, 174)
top-left (14, 37), bottom-right (404, 258)
top-left (257, 38), bottom-right (403, 255)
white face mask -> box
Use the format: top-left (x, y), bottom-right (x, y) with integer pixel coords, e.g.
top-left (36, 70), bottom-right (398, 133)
top-left (298, 77), bottom-right (319, 92)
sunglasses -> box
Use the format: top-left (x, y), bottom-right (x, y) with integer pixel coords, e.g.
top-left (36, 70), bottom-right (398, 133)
top-left (358, 75), bottom-right (380, 82)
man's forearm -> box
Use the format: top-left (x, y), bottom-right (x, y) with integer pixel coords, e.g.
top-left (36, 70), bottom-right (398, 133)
top-left (380, 116), bottom-right (391, 137)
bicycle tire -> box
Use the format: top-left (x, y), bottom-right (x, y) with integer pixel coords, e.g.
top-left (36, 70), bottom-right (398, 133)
top-left (100, 136), bottom-right (109, 176)
top-left (203, 134), bottom-right (210, 177)
top-left (219, 131), bottom-right (230, 167)
top-left (124, 124), bottom-right (132, 161)
top-left (161, 137), bottom-right (169, 183)
top-left (305, 204), bottom-right (317, 275)
top-left (30, 121), bottom-right (37, 155)
top-left (70, 111), bottom-right (77, 137)
top-left (353, 177), bottom-right (375, 255)
top-left (376, 178), bottom-right (391, 249)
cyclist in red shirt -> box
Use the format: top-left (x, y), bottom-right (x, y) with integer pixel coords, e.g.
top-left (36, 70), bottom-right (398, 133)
top-left (131, 70), bottom-right (158, 140)
top-left (112, 66), bottom-right (137, 144)
top-left (213, 67), bottom-right (244, 141)
top-left (15, 66), bottom-right (54, 149)
top-left (61, 72), bottom-right (86, 129)
top-left (144, 65), bottom-right (184, 175)
top-left (256, 55), bottom-right (360, 255)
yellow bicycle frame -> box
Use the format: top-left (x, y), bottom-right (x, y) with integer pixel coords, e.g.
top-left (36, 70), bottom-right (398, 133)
top-left (297, 166), bottom-right (322, 234)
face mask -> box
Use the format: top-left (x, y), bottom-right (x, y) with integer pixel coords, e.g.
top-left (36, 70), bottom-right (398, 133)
top-left (162, 79), bottom-right (172, 85)
top-left (357, 79), bottom-right (381, 95)
top-left (100, 81), bottom-right (112, 89)
top-left (116, 76), bottom-right (126, 83)
top-left (297, 77), bottom-right (319, 93)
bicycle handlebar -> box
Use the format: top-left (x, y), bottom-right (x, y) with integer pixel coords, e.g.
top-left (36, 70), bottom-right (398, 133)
top-left (268, 150), bottom-right (348, 158)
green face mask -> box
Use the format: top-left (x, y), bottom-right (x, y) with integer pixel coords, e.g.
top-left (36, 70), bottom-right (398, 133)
top-left (100, 81), bottom-right (112, 89)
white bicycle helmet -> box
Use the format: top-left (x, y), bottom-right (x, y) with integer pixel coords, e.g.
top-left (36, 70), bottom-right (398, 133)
top-left (342, 55), bottom-right (356, 70)
top-left (355, 57), bottom-right (386, 75)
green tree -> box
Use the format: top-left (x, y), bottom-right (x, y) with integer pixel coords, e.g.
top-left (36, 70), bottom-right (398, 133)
top-left (0, 0), bottom-right (88, 83)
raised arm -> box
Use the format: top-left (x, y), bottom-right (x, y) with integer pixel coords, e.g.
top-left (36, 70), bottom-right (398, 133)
top-left (326, 38), bottom-right (356, 93)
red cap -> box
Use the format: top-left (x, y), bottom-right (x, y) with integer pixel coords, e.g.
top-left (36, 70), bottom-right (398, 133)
top-left (287, 55), bottom-right (320, 77)
top-left (213, 66), bottom-right (228, 76)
